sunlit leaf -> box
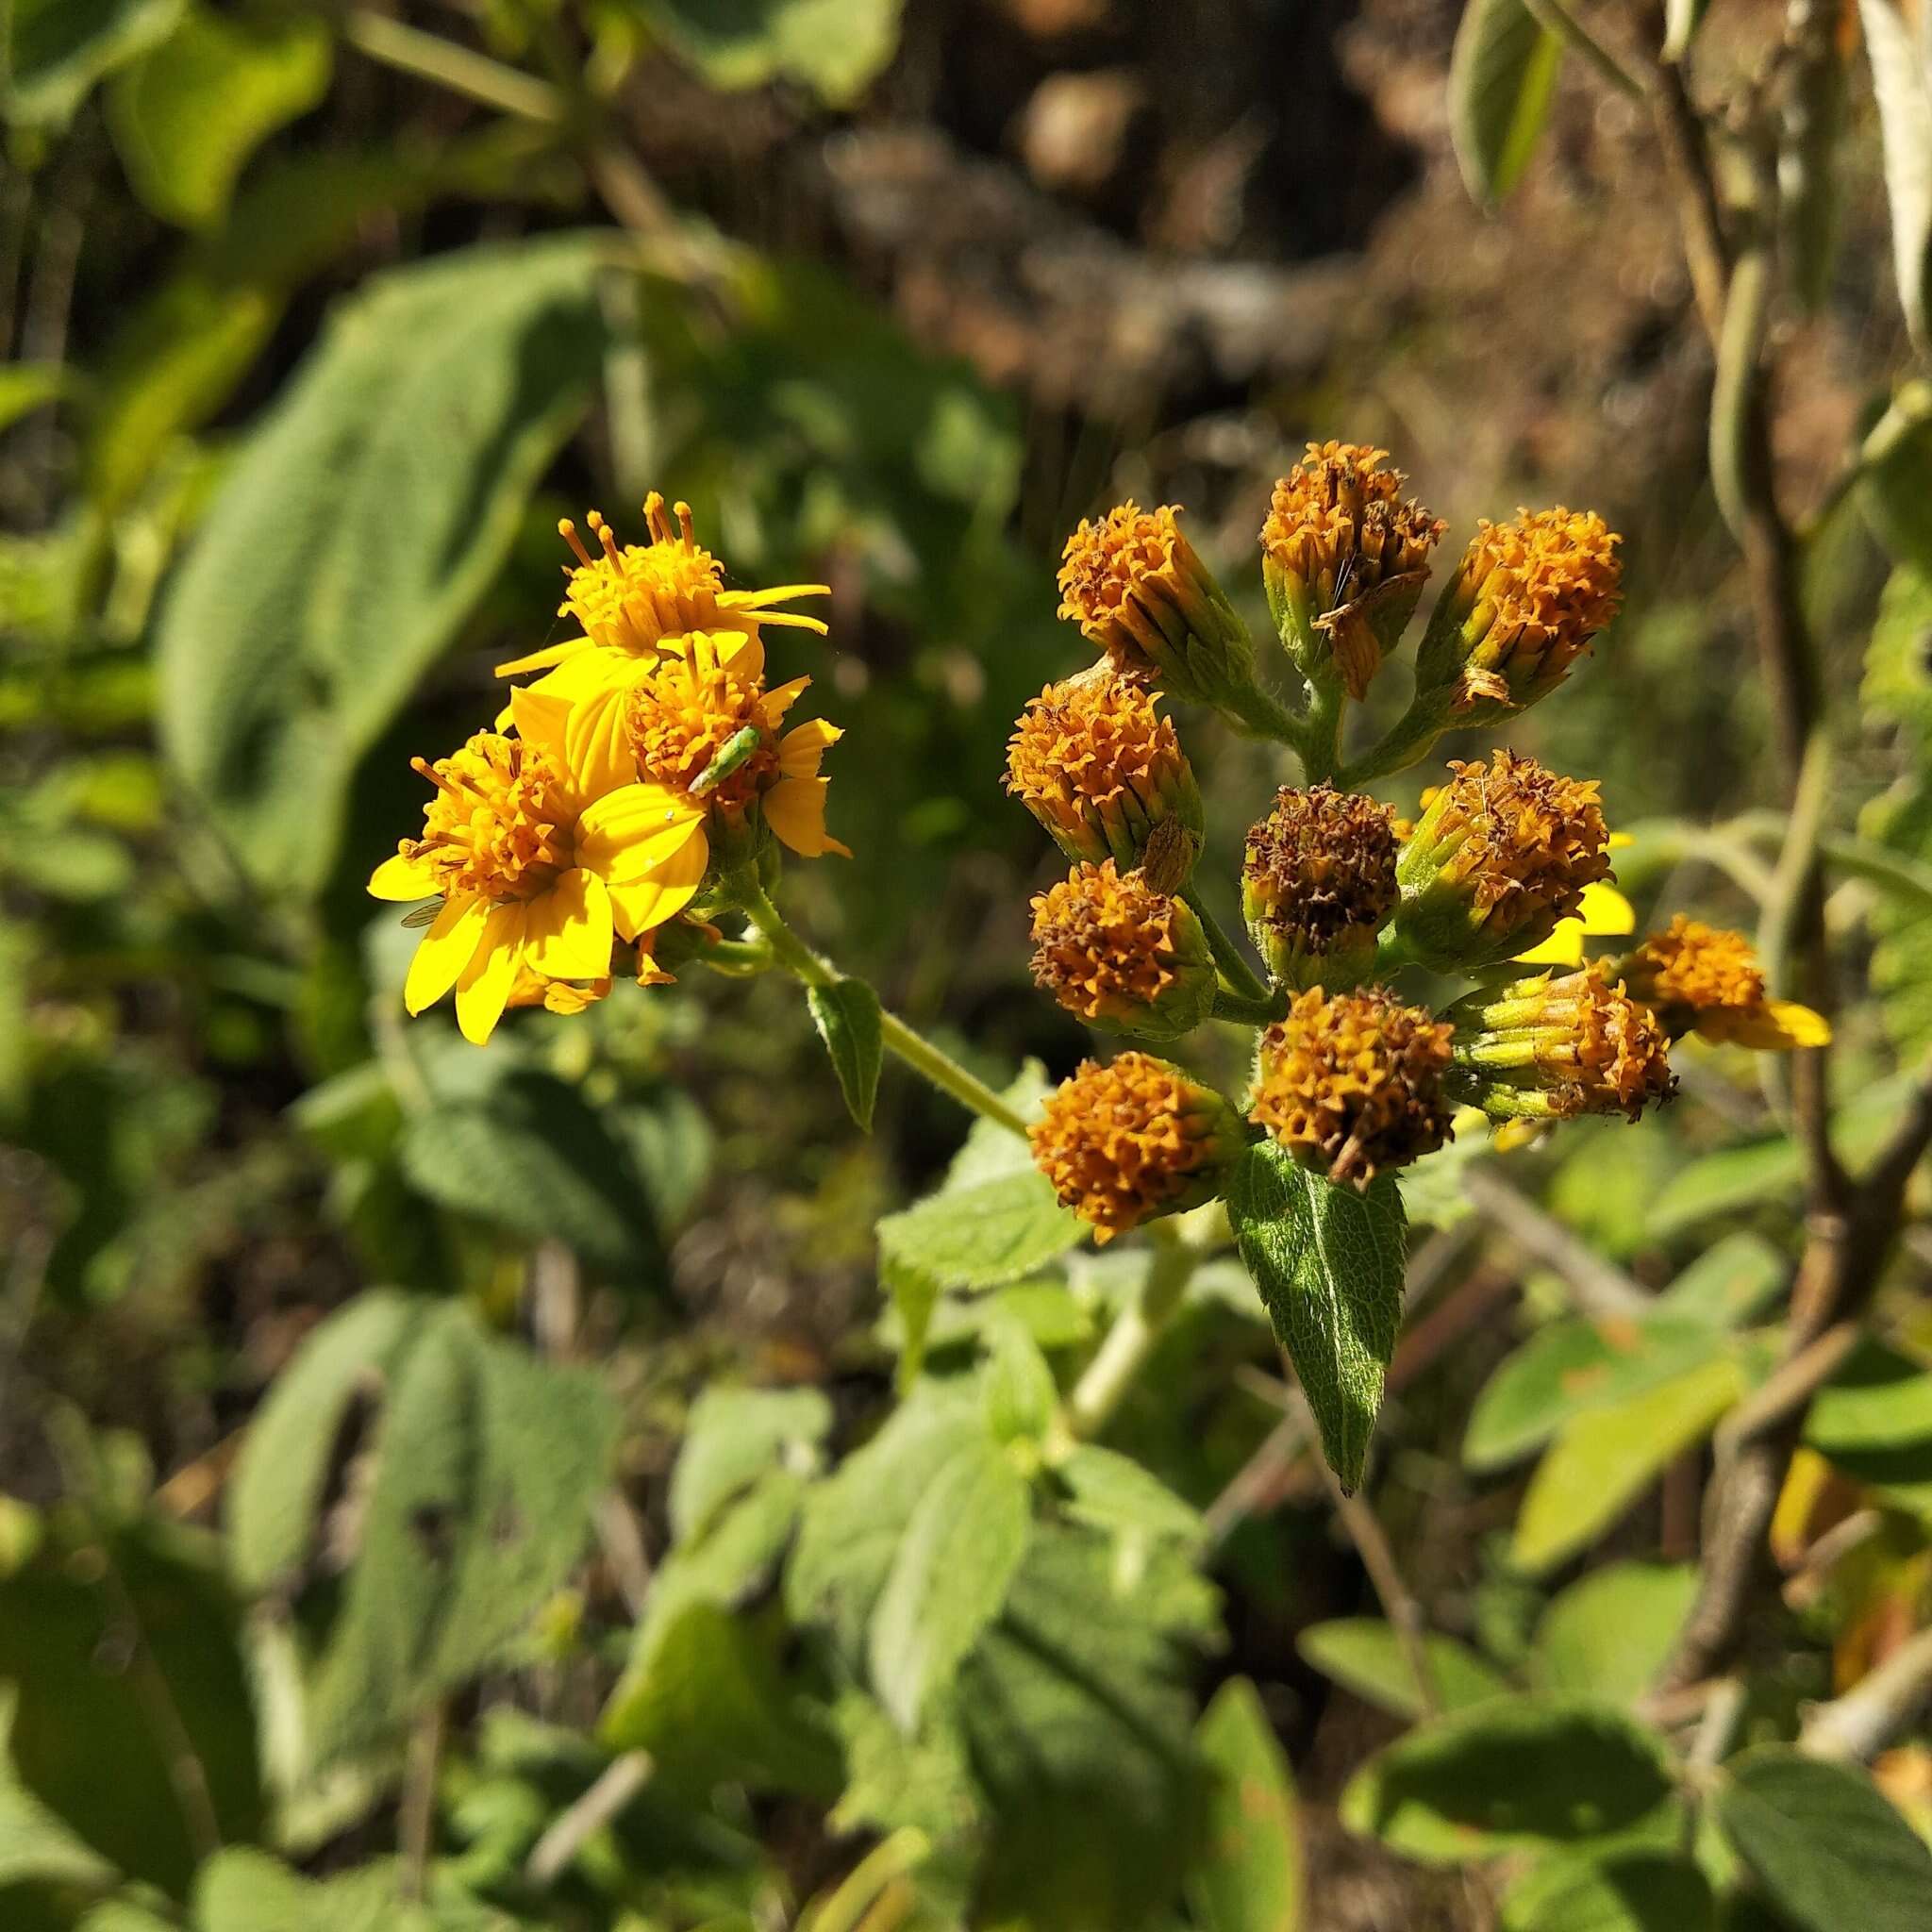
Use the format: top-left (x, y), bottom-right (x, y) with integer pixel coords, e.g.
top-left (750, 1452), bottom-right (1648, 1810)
top-left (1448, 0), bottom-right (1562, 206)
top-left (1298, 1619), bottom-right (1512, 1721)
top-left (1189, 1678), bottom-right (1301, 1932)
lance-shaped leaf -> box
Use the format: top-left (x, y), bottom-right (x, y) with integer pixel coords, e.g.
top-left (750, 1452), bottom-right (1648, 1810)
top-left (1859, 0), bottom-right (1932, 355)
top-left (806, 976), bottom-right (884, 1131)
top-left (1448, 0), bottom-right (1563, 206)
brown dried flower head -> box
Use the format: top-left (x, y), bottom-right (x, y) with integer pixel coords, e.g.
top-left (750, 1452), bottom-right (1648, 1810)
top-left (1424, 507), bottom-right (1622, 714)
top-left (1057, 503), bottom-right (1256, 710)
top-left (1393, 750), bottom-right (1613, 972)
top-left (1241, 786), bottom-right (1399, 991)
top-left (1029, 1051), bottom-right (1243, 1241)
top-left (1446, 965), bottom-right (1675, 1123)
top-left (1251, 987), bottom-right (1456, 1186)
top-left (1006, 670), bottom-right (1203, 871)
top-left (1028, 859), bottom-right (1216, 1041)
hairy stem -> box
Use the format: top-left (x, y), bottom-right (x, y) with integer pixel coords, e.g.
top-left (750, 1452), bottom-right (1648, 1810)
top-left (1066, 1229), bottom-right (1198, 1439)
top-left (1181, 882), bottom-right (1270, 1000)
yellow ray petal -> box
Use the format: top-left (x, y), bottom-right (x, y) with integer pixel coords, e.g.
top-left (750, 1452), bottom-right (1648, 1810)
top-left (1765, 999), bottom-right (1833, 1047)
top-left (1491, 1118), bottom-right (1545, 1152)
top-left (562, 678), bottom-right (638, 804)
top-left (764, 775), bottom-right (851, 858)
top-left (523, 869), bottom-right (613, 981)
top-left (495, 635), bottom-right (587, 678)
top-left (405, 895), bottom-right (489, 1015)
top-left (455, 903), bottom-right (526, 1045)
top-left (608, 831), bottom-right (708, 938)
top-left (778, 717), bottom-right (842, 777)
top-left (509, 683), bottom-right (574, 765)
top-left (370, 852), bottom-right (438, 901)
top-left (1697, 1000), bottom-right (1833, 1051)
top-left (1577, 882), bottom-right (1636, 937)
top-left (577, 784), bottom-right (707, 880)
top-left (1514, 919), bottom-right (1587, 968)
top-left (763, 674), bottom-right (812, 724)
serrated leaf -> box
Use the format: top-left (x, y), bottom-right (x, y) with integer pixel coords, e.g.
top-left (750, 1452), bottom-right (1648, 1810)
top-left (668, 1385), bottom-right (831, 1545)
top-left (1464, 1314), bottom-right (1729, 1472)
top-left (869, 1435), bottom-right (1030, 1729)
top-left (1448, 0), bottom-right (1563, 206)
top-left (1501, 1849), bottom-right (1713, 1932)
top-left (1226, 1142), bottom-right (1407, 1491)
top-left (157, 235), bottom-right (609, 897)
top-left (2, 0), bottom-right (182, 128)
top-left (983, 1317), bottom-right (1058, 1445)
top-left (806, 976), bottom-right (883, 1131)
top-left (1189, 1678), bottom-right (1301, 1932)
top-left (1298, 1619), bottom-right (1512, 1721)
top-left (875, 1168), bottom-right (1083, 1294)
top-left (1340, 1697), bottom-right (1676, 1864)
top-left (107, 2), bottom-right (331, 228)
top-left (1057, 1444), bottom-right (1204, 1542)
top-left (306, 1305), bottom-right (619, 1763)
top-left (1511, 1357), bottom-right (1745, 1574)
top-left (1714, 1747), bottom-right (1932, 1932)
top-left (639, 0), bottom-right (906, 105)
top-left (1531, 1562), bottom-right (1697, 1706)
top-left (1859, 0), bottom-right (1932, 356)
top-left (400, 1069), bottom-right (665, 1280)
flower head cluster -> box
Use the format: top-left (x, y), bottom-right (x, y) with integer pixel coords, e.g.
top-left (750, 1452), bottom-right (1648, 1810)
top-left (374, 500), bottom-right (838, 1041)
top-left (1242, 786), bottom-right (1398, 991)
top-left (1029, 859), bottom-right (1216, 1041)
top-left (1417, 508), bottom-right (1622, 717)
top-left (1006, 670), bottom-right (1203, 872)
top-left (1030, 1052), bottom-right (1243, 1241)
top-left (1251, 989), bottom-right (1457, 1186)
top-left (1393, 751), bottom-right (1613, 972)
top-left (1620, 917), bottom-right (1831, 1051)
top-left (1445, 965), bottom-right (1675, 1123)
top-left (1260, 441), bottom-right (1445, 699)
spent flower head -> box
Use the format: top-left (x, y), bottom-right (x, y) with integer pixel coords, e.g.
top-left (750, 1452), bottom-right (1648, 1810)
top-left (1392, 750), bottom-right (1614, 973)
top-left (1415, 507), bottom-right (1622, 718)
top-left (1057, 502), bottom-right (1263, 722)
top-left (1251, 987), bottom-right (1455, 1185)
top-left (1619, 916), bottom-right (1831, 1051)
top-left (1444, 965), bottom-right (1676, 1123)
top-left (1030, 1052), bottom-right (1245, 1241)
top-left (1006, 669), bottom-right (1204, 873)
top-left (1029, 859), bottom-right (1217, 1041)
top-left (1260, 441), bottom-right (1445, 699)
top-left (1242, 785), bottom-right (1398, 992)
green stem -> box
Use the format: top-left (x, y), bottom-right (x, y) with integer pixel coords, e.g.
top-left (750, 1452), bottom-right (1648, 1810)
top-left (1300, 676), bottom-right (1346, 785)
top-left (1066, 1228), bottom-right (1198, 1439)
top-left (740, 878), bottom-right (1031, 1139)
top-left (1212, 988), bottom-right (1288, 1027)
top-left (343, 9), bottom-right (564, 122)
top-left (1218, 680), bottom-right (1308, 751)
top-left (1340, 701), bottom-right (1445, 789)
top-left (1181, 883), bottom-right (1270, 1001)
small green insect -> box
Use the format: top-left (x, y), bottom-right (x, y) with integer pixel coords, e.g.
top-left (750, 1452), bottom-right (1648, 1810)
top-left (691, 725), bottom-right (765, 796)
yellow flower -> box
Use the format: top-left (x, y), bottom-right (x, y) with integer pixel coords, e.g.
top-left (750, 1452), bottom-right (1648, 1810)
top-left (495, 492), bottom-right (827, 701)
top-left (369, 689), bottom-right (706, 1044)
top-left (546, 627), bottom-right (848, 882)
top-left (1241, 785), bottom-right (1398, 991)
top-left (1028, 858), bottom-right (1217, 1042)
top-left (1029, 1051), bottom-right (1243, 1242)
top-left (1251, 988), bottom-right (1456, 1186)
top-left (1619, 916), bottom-right (1832, 1050)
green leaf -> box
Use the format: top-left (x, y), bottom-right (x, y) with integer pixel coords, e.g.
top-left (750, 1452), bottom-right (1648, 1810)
top-left (1532, 1562), bottom-right (1698, 1706)
top-left (1859, 0), bottom-right (1932, 357)
top-left (1056, 1444), bottom-right (1204, 1543)
top-left (0, 1519), bottom-right (261, 1897)
top-left (667, 1385), bottom-right (831, 1544)
top-left (1297, 1619), bottom-right (1512, 1721)
top-left (983, 1317), bottom-right (1058, 1445)
top-left (1189, 1678), bottom-right (1300, 1932)
top-left (806, 976), bottom-right (883, 1131)
top-left (1657, 1233), bottom-right (1787, 1328)
top-left (1448, 0), bottom-right (1563, 206)
top-left (106, 1), bottom-right (331, 228)
top-left (0, 1771), bottom-right (117, 1891)
top-left (157, 234), bottom-right (609, 898)
top-left (1340, 1697), bottom-right (1676, 1865)
top-left (1860, 384), bottom-right (1932, 579)
top-left (877, 1169), bottom-right (1084, 1294)
top-left (636, 0), bottom-right (906, 106)
top-left (1511, 1357), bottom-right (1744, 1574)
top-left (1225, 1142), bottom-right (1407, 1491)
top-left (958, 1525), bottom-right (1216, 1931)
top-left (1501, 1850), bottom-right (1713, 1932)
top-left (400, 1070), bottom-right (666, 1279)
top-left (787, 1385), bottom-right (985, 1659)
top-left (869, 1435), bottom-right (1031, 1729)
top-left (1713, 1747), bottom-right (1932, 1932)
top-left (1805, 1336), bottom-right (1932, 1514)
top-left (1464, 1315), bottom-right (1729, 1472)
top-left (305, 1304), bottom-right (620, 1763)
top-left (0, 363), bottom-right (71, 436)
top-left (2, 0), bottom-right (181, 128)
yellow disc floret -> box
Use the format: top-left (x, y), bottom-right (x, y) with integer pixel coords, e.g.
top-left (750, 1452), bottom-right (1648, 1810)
top-left (1620, 916), bottom-right (1832, 1051)
top-left (1252, 988), bottom-right (1455, 1185)
top-left (1028, 859), bottom-right (1215, 1041)
top-left (403, 731), bottom-right (576, 902)
top-left (1259, 441), bottom-right (1443, 612)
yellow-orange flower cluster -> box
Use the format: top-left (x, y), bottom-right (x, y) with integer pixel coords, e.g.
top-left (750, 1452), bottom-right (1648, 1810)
top-left (1028, 859), bottom-right (1215, 1040)
top-left (1621, 916), bottom-right (1831, 1051)
top-left (1251, 988), bottom-right (1456, 1185)
top-left (1005, 670), bottom-right (1202, 871)
top-left (1029, 1052), bottom-right (1243, 1241)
